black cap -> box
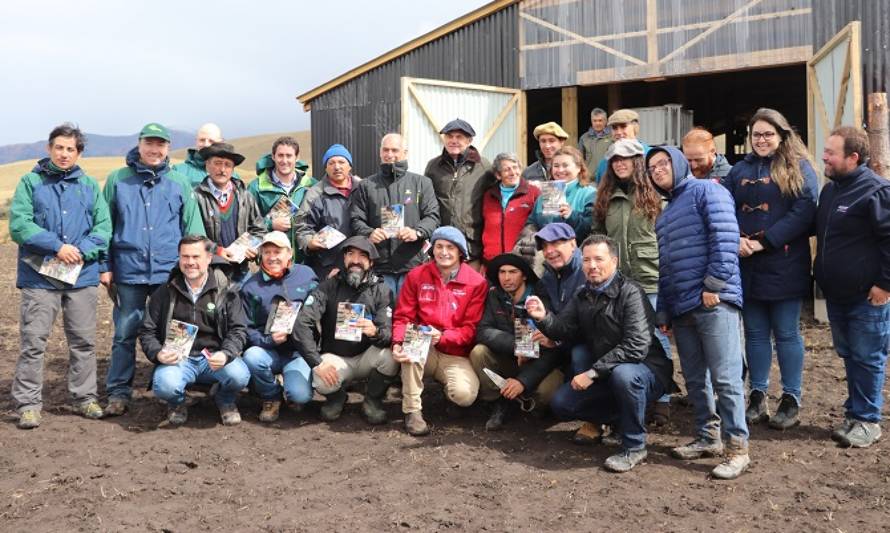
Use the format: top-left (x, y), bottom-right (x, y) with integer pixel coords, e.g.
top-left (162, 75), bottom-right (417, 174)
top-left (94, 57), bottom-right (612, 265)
top-left (439, 118), bottom-right (476, 137)
top-left (486, 253), bottom-right (538, 287)
top-left (341, 235), bottom-right (379, 260)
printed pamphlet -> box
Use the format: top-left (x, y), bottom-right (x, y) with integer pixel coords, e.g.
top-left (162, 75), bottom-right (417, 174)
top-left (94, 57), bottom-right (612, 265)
top-left (38, 256), bottom-right (82, 285)
top-left (334, 302), bottom-right (365, 342)
top-left (227, 232), bottom-right (263, 263)
top-left (514, 318), bottom-right (540, 359)
top-left (270, 196), bottom-right (299, 220)
top-left (315, 225), bottom-right (347, 249)
top-left (268, 300), bottom-right (302, 334)
top-left (381, 204), bottom-right (405, 238)
top-left (162, 320), bottom-right (199, 363)
top-left (403, 323), bottom-right (433, 364)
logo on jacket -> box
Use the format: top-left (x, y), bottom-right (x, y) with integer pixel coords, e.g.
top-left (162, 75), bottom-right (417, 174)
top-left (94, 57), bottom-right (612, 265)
top-left (836, 205), bottom-right (849, 213)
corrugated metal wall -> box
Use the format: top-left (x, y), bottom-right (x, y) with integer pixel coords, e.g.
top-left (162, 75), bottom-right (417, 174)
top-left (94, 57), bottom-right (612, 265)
top-left (813, 0), bottom-right (890, 96)
top-left (308, 4), bottom-right (519, 178)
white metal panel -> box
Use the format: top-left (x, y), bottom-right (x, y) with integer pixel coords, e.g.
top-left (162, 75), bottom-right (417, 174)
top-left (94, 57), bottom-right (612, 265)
top-left (632, 104), bottom-right (694, 146)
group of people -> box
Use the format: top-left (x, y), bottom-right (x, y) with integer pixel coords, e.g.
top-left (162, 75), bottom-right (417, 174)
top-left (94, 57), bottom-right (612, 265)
top-left (9, 105), bottom-right (890, 481)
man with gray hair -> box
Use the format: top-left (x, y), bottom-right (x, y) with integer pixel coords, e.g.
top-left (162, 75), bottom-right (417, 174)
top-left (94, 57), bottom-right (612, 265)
top-left (578, 108), bottom-right (612, 172)
top-left (174, 123), bottom-right (224, 186)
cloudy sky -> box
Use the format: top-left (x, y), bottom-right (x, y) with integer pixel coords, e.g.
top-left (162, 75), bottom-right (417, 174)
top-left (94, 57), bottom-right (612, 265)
top-left (0, 0), bottom-right (489, 146)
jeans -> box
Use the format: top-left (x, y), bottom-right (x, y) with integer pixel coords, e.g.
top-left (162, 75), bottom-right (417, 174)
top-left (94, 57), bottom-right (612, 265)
top-left (106, 283), bottom-right (160, 401)
top-left (743, 297), bottom-right (805, 402)
top-left (551, 362), bottom-right (665, 451)
top-left (153, 356), bottom-right (250, 407)
top-left (647, 293), bottom-right (672, 404)
top-left (827, 300), bottom-right (890, 423)
top-left (382, 273), bottom-right (407, 299)
top-left (242, 346), bottom-right (313, 404)
top-left (673, 303), bottom-right (748, 444)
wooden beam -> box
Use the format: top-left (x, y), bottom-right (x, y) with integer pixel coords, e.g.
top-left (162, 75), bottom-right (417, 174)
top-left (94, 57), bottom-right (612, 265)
top-left (868, 93), bottom-right (890, 178)
top-left (607, 84), bottom-right (621, 112)
top-left (562, 87), bottom-right (579, 144)
top-left (646, 0), bottom-right (658, 64)
top-left (406, 82), bottom-right (443, 138)
top-left (477, 93), bottom-right (521, 152)
top-left (850, 21), bottom-right (863, 127)
top-left (519, 91), bottom-right (528, 167)
top-left (520, 11), bottom-right (646, 66)
top-left (808, 66), bottom-right (832, 144)
top-left (833, 36), bottom-right (853, 129)
top-left (401, 76), bottom-right (520, 95)
top-left (659, 0), bottom-right (764, 64)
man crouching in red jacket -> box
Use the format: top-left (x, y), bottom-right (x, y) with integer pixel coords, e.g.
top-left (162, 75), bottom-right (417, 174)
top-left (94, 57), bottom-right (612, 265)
top-left (391, 226), bottom-right (488, 436)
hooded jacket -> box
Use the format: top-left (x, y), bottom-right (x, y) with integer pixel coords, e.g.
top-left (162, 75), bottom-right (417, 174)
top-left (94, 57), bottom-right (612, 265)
top-left (703, 154), bottom-right (733, 186)
top-left (172, 149), bottom-right (207, 186)
top-left (193, 176), bottom-right (266, 251)
top-left (650, 146), bottom-right (742, 324)
top-left (814, 163), bottom-right (890, 304)
top-left (291, 270), bottom-right (393, 367)
top-left (724, 153), bottom-right (818, 301)
top-left (246, 164), bottom-right (317, 263)
top-left (10, 159), bottom-right (111, 290)
top-left (481, 178), bottom-right (540, 262)
top-left (293, 175), bottom-right (362, 278)
top-left (239, 263), bottom-right (318, 353)
top-left (102, 147), bottom-right (206, 285)
top-left (424, 146), bottom-right (496, 260)
top-left (349, 160), bottom-right (440, 275)
top-left (521, 152), bottom-right (551, 182)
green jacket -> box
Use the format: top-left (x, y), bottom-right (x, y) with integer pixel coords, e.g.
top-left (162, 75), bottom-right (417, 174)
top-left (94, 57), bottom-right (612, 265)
top-left (590, 183), bottom-right (662, 293)
top-left (578, 128), bottom-right (613, 175)
top-left (172, 149), bottom-right (207, 186)
top-left (246, 168), bottom-right (317, 262)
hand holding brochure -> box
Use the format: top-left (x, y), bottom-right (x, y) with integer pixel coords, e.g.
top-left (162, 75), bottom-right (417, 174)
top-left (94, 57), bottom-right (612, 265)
top-left (334, 302), bottom-right (365, 342)
top-left (514, 318), bottom-right (540, 359)
top-left (38, 256), bottom-right (82, 285)
top-left (381, 204), bottom-right (405, 238)
top-left (270, 196), bottom-right (299, 220)
top-left (268, 301), bottom-right (302, 334)
top-left (402, 323), bottom-right (433, 364)
top-left (162, 320), bottom-right (199, 363)
top-left (315, 225), bottom-right (347, 249)
top-left (226, 233), bottom-right (263, 263)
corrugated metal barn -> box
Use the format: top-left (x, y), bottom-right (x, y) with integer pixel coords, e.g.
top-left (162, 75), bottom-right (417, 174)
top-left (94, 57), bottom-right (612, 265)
top-left (298, 0), bottom-right (889, 178)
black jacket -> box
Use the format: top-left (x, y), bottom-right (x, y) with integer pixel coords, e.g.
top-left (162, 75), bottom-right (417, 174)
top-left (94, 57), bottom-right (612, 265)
top-left (536, 272), bottom-right (676, 392)
top-left (475, 284), bottom-right (564, 392)
top-left (814, 163), bottom-right (890, 303)
top-left (139, 266), bottom-right (247, 365)
top-left (349, 160), bottom-right (440, 275)
top-left (291, 271), bottom-right (393, 367)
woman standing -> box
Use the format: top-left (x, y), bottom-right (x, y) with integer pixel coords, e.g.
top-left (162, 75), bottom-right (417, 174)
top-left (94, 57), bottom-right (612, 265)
top-left (725, 108), bottom-right (818, 430)
top-left (591, 139), bottom-right (672, 424)
top-left (480, 153), bottom-right (541, 263)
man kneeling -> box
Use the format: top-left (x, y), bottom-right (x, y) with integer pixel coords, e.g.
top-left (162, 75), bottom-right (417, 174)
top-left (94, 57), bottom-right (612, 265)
top-left (292, 236), bottom-right (398, 423)
top-left (526, 234), bottom-right (676, 472)
top-left (139, 235), bottom-right (250, 426)
top-left (470, 253), bottom-right (564, 430)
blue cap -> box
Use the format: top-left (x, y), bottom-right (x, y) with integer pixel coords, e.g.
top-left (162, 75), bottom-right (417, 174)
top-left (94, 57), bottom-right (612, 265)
top-left (534, 222), bottom-right (576, 250)
top-left (430, 226), bottom-right (469, 259)
top-left (322, 144), bottom-right (353, 167)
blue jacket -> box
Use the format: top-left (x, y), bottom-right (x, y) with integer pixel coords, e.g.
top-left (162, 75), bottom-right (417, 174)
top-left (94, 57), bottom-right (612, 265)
top-left (651, 146), bottom-right (742, 324)
top-left (239, 264), bottom-right (318, 352)
top-left (10, 159), bottom-right (111, 289)
top-left (537, 247), bottom-right (587, 315)
top-left (724, 153), bottom-right (818, 301)
top-left (814, 163), bottom-right (890, 304)
top-left (102, 147), bottom-right (206, 285)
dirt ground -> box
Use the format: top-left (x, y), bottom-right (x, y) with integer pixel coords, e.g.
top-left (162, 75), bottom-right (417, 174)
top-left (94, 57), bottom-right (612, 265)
top-left (0, 243), bottom-right (888, 532)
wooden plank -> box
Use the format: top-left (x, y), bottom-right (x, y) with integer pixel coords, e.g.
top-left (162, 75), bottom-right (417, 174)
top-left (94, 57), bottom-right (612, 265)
top-left (849, 21), bottom-right (863, 127)
top-left (659, 0), bottom-right (764, 64)
top-left (520, 11), bottom-right (647, 66)
top-left (808, 66), bottom-right (832, 143)
top-left (646, 0), bottom-right (658, 64)
top-left (811, 21), bottom-right (857, 65)
top-left (477, 93), bottom-right (521, 152)
top-left (519, 91), bottom-right (528, 167)
top-left (402, 76), bottom-right (520, 95)
top-left (833, 36), bottom-right (853, 129)
top-left (561, 87), bottom-right (579, 143)
top-left (867, 93), bottom-right (890, 177)
top-left (406, 82), bottom-right (444, 138)
top-left (607, 84), bottom-right (621, 112)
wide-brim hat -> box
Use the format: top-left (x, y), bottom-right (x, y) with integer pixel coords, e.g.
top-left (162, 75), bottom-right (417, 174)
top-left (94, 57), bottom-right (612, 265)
top-left (199, 142), bottom-right (245, 166)
top-left (486, 253), bottom-right (538, 286)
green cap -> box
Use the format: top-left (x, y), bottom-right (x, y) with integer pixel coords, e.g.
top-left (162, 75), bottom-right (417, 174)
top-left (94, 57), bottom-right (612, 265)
top-left (139, 122), bottom-right (171, 142)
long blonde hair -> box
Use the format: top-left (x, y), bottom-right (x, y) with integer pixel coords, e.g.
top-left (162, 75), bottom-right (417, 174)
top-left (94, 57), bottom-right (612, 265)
top-left (748, 108), bottom-right (813, 197)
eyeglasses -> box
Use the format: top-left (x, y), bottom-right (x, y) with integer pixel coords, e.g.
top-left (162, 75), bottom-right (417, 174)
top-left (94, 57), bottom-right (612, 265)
top-left (751, 131), bottom-right (777, 141)
top-left (741, 202), bottom-right (769, 213)
top-left (740, 176), bottom-right (772, 186)
top-left (646, 159), bottom-right (671, 175)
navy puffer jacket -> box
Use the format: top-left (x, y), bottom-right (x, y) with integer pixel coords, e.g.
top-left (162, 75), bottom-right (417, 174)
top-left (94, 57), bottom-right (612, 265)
top-left (724, 153), bottom-right (818, 301)
top-left (649, 146), bottom-right (742, 325)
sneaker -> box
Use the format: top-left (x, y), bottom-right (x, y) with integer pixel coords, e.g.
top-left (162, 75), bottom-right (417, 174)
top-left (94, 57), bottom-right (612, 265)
top-left (651, 402), bottom-right (671, 426)
top-left (671, 438), bottom-right (724, 460)
top-left (604, 449), bottom-right (648, 473)
top-left (17, 408), bottom-right (41, 429)
top-left (572, 422), bottom-right (604, 445)
top-left (768, 394), bottom-right (800, 430)
top-left (838, 420), bottom-right (882, 448)
top-left (831, 417), bottom-right (855, 442)
top-left (404, 411), bottom-right (430, 436)
top-left (745, 390), bottom-right (769, 425)
top-left (259, 400), bottom-right (281, 423)
top-left (484, 399), bottom-right (510, 432)
top-left (602, 427), bottom-right (622, 447)
top-left (219, 404), bottom-right (241, 426)
top-left (711, 453), bottom-right (750, 480)
top-left (320, 389), bottom-right (348, 422)
top-left (103, 398), bottom-right (129, 418)
top-left (75, 400), bottom-right (104, 420)
top-left (166, 404), bottom-right (188, 425)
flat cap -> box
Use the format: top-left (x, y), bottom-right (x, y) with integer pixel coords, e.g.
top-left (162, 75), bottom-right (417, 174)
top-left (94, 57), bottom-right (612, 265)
top-left (533, 122), bottom-right (569, 140)
top-left (607, 109), bottom-right (640, 126)
top-left (604, 139), bottom-right (645, 160)
top-left (440, 118), bottom-right (476, 137)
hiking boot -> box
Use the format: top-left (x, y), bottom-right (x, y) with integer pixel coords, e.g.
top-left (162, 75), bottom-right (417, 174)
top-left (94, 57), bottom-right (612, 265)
top-left (75, 400), bottom-right (104, 420)
top-left (219, 404), bottom-right (241, 426)
top-left (572, 422), bottom-right (604, 445)
top-left (103, 398), bottom-right (129, 418)
top-left (838, 420), bottom-right (882, 448)
top-left (711, 452), bottom-right (750, 480)
top-left (17, 408), bottom-right (41, 429)
top-left (320, 389), bottom-right (348, 422)
top-left (651, 402), bottom-right (671, 427)
top-left (485, 399), bottom-right (511, 431)
top-left (831, 417), bottom-right (855, 442)
top-left (768, 394), bottom-right (800, 430)
top-left (404, 411), bottom-right (430, 436)
top-left (259, 400), bottom-right (281, 423)
top-left (362, 370), bottom-right (392, 425)
top-left (604, 448), bottom-right (648, 473)
top-left (671, 437), bottom-right (724, 460)
top-left (746, 390), bottom-right (769, 425)
top-left (602, 427), bottom-right (623, 447)
top-left (166, 404), bottom-right (188, 425)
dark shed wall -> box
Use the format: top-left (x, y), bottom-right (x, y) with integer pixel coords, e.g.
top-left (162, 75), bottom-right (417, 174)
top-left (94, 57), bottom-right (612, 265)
top-left (813, 0), bottom-right (890, 98)
top-left (308, 4), bottom-right (519, 178)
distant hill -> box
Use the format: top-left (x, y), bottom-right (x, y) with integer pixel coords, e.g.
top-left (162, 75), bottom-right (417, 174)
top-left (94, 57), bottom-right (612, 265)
top-left (171, 131), bottom-right (312, 174)
top-left (0, 130), bottom-right (194, 164)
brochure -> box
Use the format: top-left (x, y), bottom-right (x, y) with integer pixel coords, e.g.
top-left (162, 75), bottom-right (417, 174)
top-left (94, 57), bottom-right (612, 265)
top-left (381, 204), bottom-right (405, 238)
top-left (334, 302), bottom-right (365, 342)
top-left (226, 232), bottom-right (263, 263)
top-left (162, 320), bottom-right (199, 363)
top-left (539, 181), bottom-right (567, 216)
top-left (38, 256), bottom-right (82, 285)
top-left (315, 225), bottom-right (347, 249)
top-left (270, 196), bottom-right (299, 220)
top-left (402, 323), bottom-right (433, 364)
top-left (267, 300), bottom-right (302, 334)
top-left (514, 318), bottom-right (540, 359)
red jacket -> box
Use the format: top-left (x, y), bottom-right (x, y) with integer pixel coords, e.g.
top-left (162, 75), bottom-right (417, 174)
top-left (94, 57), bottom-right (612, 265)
top-left (392, 261), bottom-right (488, 357)
top-left (481, 179), bottom-right (540, 262)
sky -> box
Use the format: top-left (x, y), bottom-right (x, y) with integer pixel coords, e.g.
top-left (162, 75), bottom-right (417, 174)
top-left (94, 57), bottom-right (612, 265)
top-left (0, 0), bottom-right (490, 146)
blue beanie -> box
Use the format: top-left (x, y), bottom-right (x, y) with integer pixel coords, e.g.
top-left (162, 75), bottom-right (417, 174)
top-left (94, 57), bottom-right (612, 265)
top-left (430, 226), bottom-right (469, 259)
top-left (322, 144), bottom-right (353, 167)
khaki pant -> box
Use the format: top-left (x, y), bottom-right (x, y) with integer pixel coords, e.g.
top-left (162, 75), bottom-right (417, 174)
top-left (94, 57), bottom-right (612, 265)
top-left (469, 344), bottom-right (564, 405)
top-left (401, 347), bottom-right (479, 413)
top-left (312, 346), bottom-right (397, 395)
